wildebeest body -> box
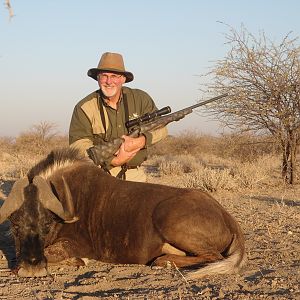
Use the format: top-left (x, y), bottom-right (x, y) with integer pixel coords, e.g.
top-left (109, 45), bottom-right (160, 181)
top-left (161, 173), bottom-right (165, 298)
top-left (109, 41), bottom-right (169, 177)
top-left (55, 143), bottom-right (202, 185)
top-left (0, 148), bottom-right (245, 278)
top-left (51, 164), bottom-right (236, 262)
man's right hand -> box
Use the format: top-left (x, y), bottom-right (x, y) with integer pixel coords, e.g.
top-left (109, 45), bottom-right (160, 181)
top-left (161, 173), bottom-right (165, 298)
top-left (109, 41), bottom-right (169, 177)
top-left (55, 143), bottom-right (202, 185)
top-left (111, 142), bottom-right (139, 167)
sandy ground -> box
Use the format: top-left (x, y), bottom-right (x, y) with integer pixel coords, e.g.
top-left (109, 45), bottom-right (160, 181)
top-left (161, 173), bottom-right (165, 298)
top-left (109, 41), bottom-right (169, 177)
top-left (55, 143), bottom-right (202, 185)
top-left (0, 173), bottom-right (299, 300)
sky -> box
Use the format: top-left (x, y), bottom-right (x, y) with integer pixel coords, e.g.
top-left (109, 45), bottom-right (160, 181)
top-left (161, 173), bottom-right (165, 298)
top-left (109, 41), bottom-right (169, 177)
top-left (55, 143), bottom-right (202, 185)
top-left (0, 0), bottom-right (299, 137)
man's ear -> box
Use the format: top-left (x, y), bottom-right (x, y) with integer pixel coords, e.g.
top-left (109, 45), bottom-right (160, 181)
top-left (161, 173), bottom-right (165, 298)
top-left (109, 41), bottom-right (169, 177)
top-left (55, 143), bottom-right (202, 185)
top-left (121, 76), bottom-right (126, 84)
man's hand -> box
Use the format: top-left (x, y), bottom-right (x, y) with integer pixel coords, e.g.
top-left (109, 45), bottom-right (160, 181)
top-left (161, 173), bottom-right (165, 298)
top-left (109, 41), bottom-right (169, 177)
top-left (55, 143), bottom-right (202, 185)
top-left (122, 135), bottom-right (146, 152)
top-left (111, 135), bottom-right (146, 167)
top-left (111, 142), bottom-right (139, 166)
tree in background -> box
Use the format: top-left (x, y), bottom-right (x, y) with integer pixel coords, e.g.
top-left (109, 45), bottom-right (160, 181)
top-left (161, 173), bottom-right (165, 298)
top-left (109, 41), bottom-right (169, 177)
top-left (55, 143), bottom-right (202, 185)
top-left (31, 121), bottom-right (59, 142)
top-left (203, 24), bottom-right (300, 184)
top-left (15, 121), bottom-right (66, 155)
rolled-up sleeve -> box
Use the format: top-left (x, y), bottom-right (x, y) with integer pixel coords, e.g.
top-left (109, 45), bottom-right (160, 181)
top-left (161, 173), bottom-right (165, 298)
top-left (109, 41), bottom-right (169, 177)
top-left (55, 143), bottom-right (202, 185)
top-left (69, 105), bottom-right (94, 156)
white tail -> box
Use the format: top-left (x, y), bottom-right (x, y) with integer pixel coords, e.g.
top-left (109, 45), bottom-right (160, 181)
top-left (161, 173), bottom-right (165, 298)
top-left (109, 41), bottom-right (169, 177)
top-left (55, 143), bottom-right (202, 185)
top-left (187, 251), bottom-right (246, 279)
top-left (187, 232), bottom-right (246, 279)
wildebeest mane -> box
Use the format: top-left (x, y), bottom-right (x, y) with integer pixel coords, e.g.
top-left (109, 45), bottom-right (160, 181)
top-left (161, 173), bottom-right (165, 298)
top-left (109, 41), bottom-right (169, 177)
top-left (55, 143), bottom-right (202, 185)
top-left (27, 147), bottom-right (87, 182)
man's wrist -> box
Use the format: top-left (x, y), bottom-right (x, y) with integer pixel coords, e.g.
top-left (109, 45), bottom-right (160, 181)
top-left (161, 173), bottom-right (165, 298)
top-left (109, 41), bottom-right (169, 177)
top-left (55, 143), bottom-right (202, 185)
top-left (111, 155), bottom-right (123, 167)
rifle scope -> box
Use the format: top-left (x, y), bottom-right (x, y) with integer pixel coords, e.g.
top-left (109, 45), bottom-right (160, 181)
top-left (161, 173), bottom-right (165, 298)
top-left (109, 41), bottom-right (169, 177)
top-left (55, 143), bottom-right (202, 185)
top-left (126, 106), bottom-right (171, 128)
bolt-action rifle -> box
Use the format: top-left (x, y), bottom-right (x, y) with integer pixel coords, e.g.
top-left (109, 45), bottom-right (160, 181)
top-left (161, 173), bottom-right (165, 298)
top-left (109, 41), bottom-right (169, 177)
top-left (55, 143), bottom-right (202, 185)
top-left (87, 93), bottom-right (228, 166)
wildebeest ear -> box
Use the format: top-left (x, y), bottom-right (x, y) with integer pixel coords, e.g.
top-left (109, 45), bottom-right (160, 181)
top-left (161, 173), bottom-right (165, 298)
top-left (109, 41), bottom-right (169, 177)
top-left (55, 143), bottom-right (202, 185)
top-left (0, 177), bottom-right (29, 224)
top-left (33, 176), bottom-right (79, 223)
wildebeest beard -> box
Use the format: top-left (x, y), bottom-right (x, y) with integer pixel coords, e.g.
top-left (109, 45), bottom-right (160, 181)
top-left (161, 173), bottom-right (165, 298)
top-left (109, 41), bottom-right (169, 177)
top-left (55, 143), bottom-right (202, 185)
top-left (9, 183), bottom-right (53, 277)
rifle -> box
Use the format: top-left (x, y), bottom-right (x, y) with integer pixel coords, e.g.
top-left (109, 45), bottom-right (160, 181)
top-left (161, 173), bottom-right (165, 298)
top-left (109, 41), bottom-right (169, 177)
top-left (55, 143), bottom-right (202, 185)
top-left (87, 93), bottom-right (228, 166)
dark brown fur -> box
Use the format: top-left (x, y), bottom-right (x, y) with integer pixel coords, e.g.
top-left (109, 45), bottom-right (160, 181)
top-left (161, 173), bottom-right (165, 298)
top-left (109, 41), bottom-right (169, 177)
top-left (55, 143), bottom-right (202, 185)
top-left (8, 148), bottom-right (246, 278)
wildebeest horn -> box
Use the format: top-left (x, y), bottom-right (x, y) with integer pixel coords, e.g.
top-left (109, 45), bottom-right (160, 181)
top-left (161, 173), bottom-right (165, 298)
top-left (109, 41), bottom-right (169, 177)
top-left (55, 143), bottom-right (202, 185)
top-left (0, 177), bottom-right (29, 224)
top-left (33, 176), bottom-right (79, 223)
top-left (61, 176), bottom-right (76, 218)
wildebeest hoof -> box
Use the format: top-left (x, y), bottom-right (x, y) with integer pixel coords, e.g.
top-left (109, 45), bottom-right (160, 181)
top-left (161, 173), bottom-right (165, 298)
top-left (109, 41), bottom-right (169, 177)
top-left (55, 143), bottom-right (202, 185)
top-left (18, 267), bottom-right (48, 277)
top-left (153, 257), bottom-right (174, 269)
top-left (63, 257), bottom-right (87, 266)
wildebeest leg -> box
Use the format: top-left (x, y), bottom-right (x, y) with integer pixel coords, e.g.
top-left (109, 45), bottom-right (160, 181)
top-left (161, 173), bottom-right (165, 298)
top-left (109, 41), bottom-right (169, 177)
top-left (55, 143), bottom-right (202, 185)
top-left (153, 196), bottom-right (234, 268)
top-left (153, 250), bottom-right (224, 268)
top-left (44, 239), bottom-right (87, 266)
top-left (154, 231), bottom-right (229, 268)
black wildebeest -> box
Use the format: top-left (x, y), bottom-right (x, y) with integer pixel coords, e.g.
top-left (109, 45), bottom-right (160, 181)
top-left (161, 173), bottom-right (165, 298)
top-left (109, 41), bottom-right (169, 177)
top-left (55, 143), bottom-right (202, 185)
top-left (0, 148), bottom-right (245, 278)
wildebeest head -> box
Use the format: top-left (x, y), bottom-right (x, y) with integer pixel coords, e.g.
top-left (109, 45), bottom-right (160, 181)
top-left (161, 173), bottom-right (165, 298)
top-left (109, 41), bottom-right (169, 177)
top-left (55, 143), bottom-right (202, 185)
top-left (0, 176), bottom-right (78, 277)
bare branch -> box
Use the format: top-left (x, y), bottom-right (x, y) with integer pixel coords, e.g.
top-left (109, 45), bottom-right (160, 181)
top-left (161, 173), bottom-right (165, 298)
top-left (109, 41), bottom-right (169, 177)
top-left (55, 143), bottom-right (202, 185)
top-left (5, 0), bottom-right (14, 20)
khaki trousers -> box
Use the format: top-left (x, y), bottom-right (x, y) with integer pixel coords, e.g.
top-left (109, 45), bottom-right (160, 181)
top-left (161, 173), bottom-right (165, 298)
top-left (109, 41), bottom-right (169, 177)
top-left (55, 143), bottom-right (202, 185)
top-left (109, 166), bottom-right (147, 182)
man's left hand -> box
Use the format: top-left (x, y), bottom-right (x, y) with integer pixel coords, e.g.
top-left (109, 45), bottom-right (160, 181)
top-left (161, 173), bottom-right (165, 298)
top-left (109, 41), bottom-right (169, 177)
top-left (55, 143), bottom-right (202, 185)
top-left (122, 135), bottom-right (146, 152)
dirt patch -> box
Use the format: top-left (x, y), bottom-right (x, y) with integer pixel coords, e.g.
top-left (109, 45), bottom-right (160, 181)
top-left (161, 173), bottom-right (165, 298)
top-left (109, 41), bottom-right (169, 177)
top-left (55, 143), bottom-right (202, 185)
top-left (0, 176), bottom-right (299, 299)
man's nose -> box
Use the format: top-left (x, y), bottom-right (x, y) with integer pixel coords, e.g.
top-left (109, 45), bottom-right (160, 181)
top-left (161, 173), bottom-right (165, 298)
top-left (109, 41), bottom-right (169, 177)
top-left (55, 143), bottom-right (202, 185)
top-left (106, 76), bottom-right (113, 84)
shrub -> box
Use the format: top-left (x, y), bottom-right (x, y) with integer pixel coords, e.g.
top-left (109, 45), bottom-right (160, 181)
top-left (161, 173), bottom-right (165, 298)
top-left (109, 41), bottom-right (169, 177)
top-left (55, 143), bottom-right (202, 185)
top-left (215, 133), bottom-right (280, 162)
top-left (177, 155), bottom-right (276, 192)
top-left (179, 166), bottom-right (238, 192)
top-left (231, 155), bottom-right (275, 188)
top-left (150, 131), bottom-right (280, 164)
top-left (152, 154), bottom-right (203, 176)
top-left (149, 131), bottom-right (217, 157)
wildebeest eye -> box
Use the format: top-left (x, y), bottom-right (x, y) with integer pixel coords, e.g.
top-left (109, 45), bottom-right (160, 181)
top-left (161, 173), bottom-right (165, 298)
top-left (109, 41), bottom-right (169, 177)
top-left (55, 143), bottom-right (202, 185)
top-left (42, 223), bottom-right (51, 233)
top-left (9, 219), bottom-right (18, 228)
top-left (10, 223), bottom-right (20, 236)
top-left (41, 219), bottom-right (54, 234)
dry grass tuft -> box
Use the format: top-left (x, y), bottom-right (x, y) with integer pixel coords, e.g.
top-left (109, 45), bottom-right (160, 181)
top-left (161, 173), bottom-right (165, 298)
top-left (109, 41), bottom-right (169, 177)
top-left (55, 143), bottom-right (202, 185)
top-left (179, 166), bottom-right (238, 192)
top-left (149, 131), bottom-right (218, 157)
top-left (176, 156), bottom-right (276, 192)
top-left (153, 154), bottom-right (203, 176)
top-left (231, 155), bottom-right (276, 189)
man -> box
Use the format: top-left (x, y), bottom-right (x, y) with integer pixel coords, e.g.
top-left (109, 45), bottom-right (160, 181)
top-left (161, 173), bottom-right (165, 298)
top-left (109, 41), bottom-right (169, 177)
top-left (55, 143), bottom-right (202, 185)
top-left (69, 52), bottom-right (167, 182)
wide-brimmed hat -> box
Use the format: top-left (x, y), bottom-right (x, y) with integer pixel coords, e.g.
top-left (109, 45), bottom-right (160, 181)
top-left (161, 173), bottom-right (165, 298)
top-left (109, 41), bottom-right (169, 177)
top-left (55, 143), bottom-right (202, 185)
top-left (87, 52), bottom-right (134, 83)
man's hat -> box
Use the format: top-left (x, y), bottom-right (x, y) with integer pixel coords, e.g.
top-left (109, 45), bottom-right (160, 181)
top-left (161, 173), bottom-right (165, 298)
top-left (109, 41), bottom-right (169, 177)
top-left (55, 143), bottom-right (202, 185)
top-left (87, 52), bottom-right (134, 83)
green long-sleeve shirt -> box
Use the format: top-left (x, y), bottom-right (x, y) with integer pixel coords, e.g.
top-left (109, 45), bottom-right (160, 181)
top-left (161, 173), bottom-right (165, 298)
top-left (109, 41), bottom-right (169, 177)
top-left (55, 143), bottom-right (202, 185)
top-left (69, 86), bottom-right (167, 168)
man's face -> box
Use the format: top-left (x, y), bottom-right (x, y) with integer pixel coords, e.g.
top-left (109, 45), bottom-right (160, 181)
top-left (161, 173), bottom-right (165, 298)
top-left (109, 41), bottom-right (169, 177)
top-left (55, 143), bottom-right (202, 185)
top-left (98, 72), bottom-right (126, 98)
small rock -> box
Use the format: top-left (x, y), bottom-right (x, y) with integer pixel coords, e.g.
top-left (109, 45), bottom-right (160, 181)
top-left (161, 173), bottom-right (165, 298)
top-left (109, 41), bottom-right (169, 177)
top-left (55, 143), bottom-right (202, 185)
top-left (151, 266), bottom-right (163, 270)
top-left (166, 261), bottom-right (172, 269)
top-left (218, 288), bottom-right (225, 298)
top-left (201, 287), bottom-right (211, 296)
top-left (271, 279), bottom-right (277, 287)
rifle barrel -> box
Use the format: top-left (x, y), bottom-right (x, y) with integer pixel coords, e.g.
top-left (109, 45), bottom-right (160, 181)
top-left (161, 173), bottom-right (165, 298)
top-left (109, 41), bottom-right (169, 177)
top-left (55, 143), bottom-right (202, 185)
top-left (127, 93), bottom-right (228, 129)
top-left (183, 93), bottom-right (228, 111)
